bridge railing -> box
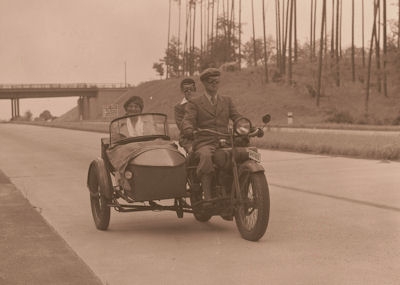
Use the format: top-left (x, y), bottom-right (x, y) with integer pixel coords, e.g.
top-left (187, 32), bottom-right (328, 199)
top-left (0, 83), bottom-right (128, 89)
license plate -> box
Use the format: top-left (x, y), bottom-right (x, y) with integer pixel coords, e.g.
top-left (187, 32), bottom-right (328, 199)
top-left (248, 149), bottom-right (261, 163)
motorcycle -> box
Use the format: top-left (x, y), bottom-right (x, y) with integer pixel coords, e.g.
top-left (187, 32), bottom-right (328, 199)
top-left (86, 112), bottom-right (271, 241)
top-left (187, 114), bottom-right (271, 241)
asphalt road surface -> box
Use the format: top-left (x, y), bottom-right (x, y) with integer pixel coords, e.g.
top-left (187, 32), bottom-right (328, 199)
top-left (0, 123), bottom-right (399, 285)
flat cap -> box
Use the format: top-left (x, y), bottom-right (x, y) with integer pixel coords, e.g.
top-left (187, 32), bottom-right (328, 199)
top-left (200, 68), bottom-right (221, 81)
top-left (180, 77), bottom-right (195, 88)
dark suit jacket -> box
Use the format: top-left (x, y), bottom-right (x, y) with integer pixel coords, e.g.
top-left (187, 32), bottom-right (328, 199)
top-left (182, 94), bottom-right (242, 150)
top-left (174, 102), bottom-right (186, 131)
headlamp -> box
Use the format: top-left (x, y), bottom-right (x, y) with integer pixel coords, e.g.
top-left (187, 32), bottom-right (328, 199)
top-left (234, 118), bottom-right (251, 135)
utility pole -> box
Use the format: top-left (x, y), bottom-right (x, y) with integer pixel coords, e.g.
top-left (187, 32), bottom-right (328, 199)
top-left (124, 61), bottom-right (127, 87)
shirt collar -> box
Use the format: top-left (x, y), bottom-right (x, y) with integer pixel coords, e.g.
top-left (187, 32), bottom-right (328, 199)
top-left (180, 98), bottom-right (188, 105)
top-left (204, 92), bottom-right (218, 104)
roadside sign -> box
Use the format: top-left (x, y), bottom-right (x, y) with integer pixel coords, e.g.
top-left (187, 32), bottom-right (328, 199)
top-left (103, 104), bottom-right (119, 119)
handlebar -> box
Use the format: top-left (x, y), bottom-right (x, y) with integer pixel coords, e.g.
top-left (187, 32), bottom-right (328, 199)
top-left (194, 127), bottom-right (264, 138)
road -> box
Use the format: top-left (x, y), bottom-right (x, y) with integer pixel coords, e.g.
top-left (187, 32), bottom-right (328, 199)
top-left (0, 123), bottom-right (399, 285)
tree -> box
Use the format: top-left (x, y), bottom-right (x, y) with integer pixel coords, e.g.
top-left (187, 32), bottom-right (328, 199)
top-left (243, 37), bottom-right (274, 68)
top-left (351, 0), bottom-right (355, 82)
top-left (163, 37), bottom-right (183, 77)
top-left (152, 62), bottom-right (165, 79)
top-left (366, 0), bottom-right (380, 114)
top-left (262, 0), bottom-right (269, 83)
top-left (38, 110), bottom-right (54, 121)
top-left (23, 110), bottom-right (33, 121)
top-left (317, 0), bottom-right (327, 106)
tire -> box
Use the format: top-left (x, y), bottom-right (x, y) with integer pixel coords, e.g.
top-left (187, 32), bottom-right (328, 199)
top-left (193, 211), bottom-right (212, 222)
top-left (234, 172), bottom-right (270, 241)
top-left (87, 159), bottom-right (111, 230)
top-left (189, 180), bottom-right (212, 222)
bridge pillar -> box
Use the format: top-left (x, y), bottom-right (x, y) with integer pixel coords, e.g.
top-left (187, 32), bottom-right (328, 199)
top-left (10, 98), bottom-right (20, 119)
top-left (82, 96), bottom-right (90, 120)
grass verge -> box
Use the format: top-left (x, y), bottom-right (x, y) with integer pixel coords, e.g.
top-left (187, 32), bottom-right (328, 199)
top-left (253, 130), bottom-right (400, 161)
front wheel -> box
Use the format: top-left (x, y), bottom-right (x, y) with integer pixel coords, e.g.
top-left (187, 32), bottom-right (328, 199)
top-left (235, 172), bottom-right (270, 241)
top-left (87, 159), bottom-right (111, 230)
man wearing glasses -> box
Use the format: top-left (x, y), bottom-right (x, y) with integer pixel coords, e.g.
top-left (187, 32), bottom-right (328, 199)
top-left (182, 68), bottom-right (242, 203)
top-left (175, 78), bottom-right (196, 153)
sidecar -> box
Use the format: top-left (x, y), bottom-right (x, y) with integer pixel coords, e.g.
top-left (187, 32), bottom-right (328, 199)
top-left (87, 113), bottom-right (191, 230)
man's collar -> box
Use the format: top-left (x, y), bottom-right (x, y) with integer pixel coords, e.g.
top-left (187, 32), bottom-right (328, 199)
top-left (204, 92), bottom-right (218, 104)
top-left (180, 98), bottom-right (188, 105)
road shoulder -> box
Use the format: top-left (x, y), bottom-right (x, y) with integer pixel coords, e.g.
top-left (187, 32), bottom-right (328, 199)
top-left (0, 169), bottom-right (103, 285)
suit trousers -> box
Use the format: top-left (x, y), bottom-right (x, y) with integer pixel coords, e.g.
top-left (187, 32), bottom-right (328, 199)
top-left (195, 144), bottom-right (217, 177)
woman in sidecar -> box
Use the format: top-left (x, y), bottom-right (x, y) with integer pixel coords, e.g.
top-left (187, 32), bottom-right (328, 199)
top-left (87, 112), bottom-right (189, 230)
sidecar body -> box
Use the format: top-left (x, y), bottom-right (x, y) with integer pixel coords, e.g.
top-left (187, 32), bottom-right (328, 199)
top-left (87, 113), bottom-right (190, 230)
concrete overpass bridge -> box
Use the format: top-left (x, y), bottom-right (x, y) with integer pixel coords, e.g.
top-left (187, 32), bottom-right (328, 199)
top-left (0, 83), bottom-right (128, 120)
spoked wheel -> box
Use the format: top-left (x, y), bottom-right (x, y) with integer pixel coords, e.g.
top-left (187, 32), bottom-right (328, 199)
top-left (87, 159), bottom-right (112, 230)
top-left (235, 172), bottom-right (270, 241)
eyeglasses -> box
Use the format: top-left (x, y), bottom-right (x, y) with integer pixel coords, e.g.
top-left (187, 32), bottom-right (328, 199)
top-left (206, 79), bottom-right (220, 84)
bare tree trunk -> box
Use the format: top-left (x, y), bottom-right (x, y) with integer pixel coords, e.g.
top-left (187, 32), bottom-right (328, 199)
top-left (230, 0), bottom-right (235, 60)
top-left (166, 0), bottom-right (172, 79)
top-left (251, 0), bottom-right (257, 66)
top-left (335, 0), bottom-right (340, 86)
top-left (200, 0), bottom-right (203, 58)
top-left (294, 0), bottom-right (297, 62)
top-left (178, 0), bottom-right (182, 76)
top-left (366, 0), bottom-right (380, 115)
top-left (317, 0), bottom-right (327, 107)
top-left (313, 0), bottom-right (317, 59)
top-left (211, 0), bottom-right (215, 51)
top-left (239, 0), bottom-right (242, 69)
top-left (191, 1), bottom-right (196, 75)
top-left (362, 0), bottom-right (365, 68)
top-left (276, 0), bottom-right (282, 68)
top-left (375, 0), bottom-right (381, 93)
top-left (262, 0), bottom-right (269, 83)
top-left (184, 2), bottom-right (190, 75)
top-left (310, 0), bottom-right (314, 61)
top-left (282, 0), bottom-right (290, 73)
top-left (383, 0), bottom-right (388, 97)
top-left (331, 0), bottom-right (334, 61)
top-left (288, 0), bottom-right (294, 84)
top-left (339, 0), bottom-right (342, 57)
top-left (351, 0), bottom-right (355, 82)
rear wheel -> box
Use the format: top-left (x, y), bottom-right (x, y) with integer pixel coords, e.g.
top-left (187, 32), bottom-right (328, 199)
top-left (235, 172), bottom-right (270, 241)
top-left (88, 159), bottom-right (111, 230)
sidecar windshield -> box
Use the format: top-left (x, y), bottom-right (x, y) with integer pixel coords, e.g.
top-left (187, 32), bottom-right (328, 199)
top-left (110, 113), bottom-right (169, 146)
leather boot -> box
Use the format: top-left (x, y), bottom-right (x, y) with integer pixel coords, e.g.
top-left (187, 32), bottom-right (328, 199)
top-left (200, 173), bottom-right (213, 201)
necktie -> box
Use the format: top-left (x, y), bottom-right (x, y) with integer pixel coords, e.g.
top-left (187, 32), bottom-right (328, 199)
top-left (211, 96), bottom-right (216, 105)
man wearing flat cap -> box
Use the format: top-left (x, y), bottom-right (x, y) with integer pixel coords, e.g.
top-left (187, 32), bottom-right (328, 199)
top-left (182, 68), bottom-right (242, 203)
top-left (174, 78), bottom-right (196, 152)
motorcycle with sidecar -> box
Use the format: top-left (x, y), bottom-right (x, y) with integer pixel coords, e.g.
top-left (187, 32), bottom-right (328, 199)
top-left (87, 112), bottom-right (271, 241)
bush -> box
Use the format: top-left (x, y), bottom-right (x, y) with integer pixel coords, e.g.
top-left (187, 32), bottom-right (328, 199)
top-left (325, 110), bottom-right (354, 124)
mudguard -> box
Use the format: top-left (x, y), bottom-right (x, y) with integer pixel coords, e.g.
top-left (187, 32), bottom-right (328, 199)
top-left (238, 159), bottom-right (265, 176)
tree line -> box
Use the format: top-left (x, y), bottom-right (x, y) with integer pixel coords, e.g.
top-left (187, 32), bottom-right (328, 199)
top-left (153, 0), bottom-right (400, 115)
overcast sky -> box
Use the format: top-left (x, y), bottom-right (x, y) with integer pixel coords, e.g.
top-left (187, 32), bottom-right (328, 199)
top-left (0, 0), bottom-right (398, 120)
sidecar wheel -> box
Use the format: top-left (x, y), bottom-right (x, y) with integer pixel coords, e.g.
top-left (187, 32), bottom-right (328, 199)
top-left (193, 211), bottom-right (212, 222)
top-left (235, 173), bottom-right (270, 241)
top-left (88, 159), bottom-right (111, 230)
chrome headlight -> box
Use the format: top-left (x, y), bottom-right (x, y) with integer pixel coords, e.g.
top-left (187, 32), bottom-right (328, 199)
top-left (234, 117), bottom-right (251, 135)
